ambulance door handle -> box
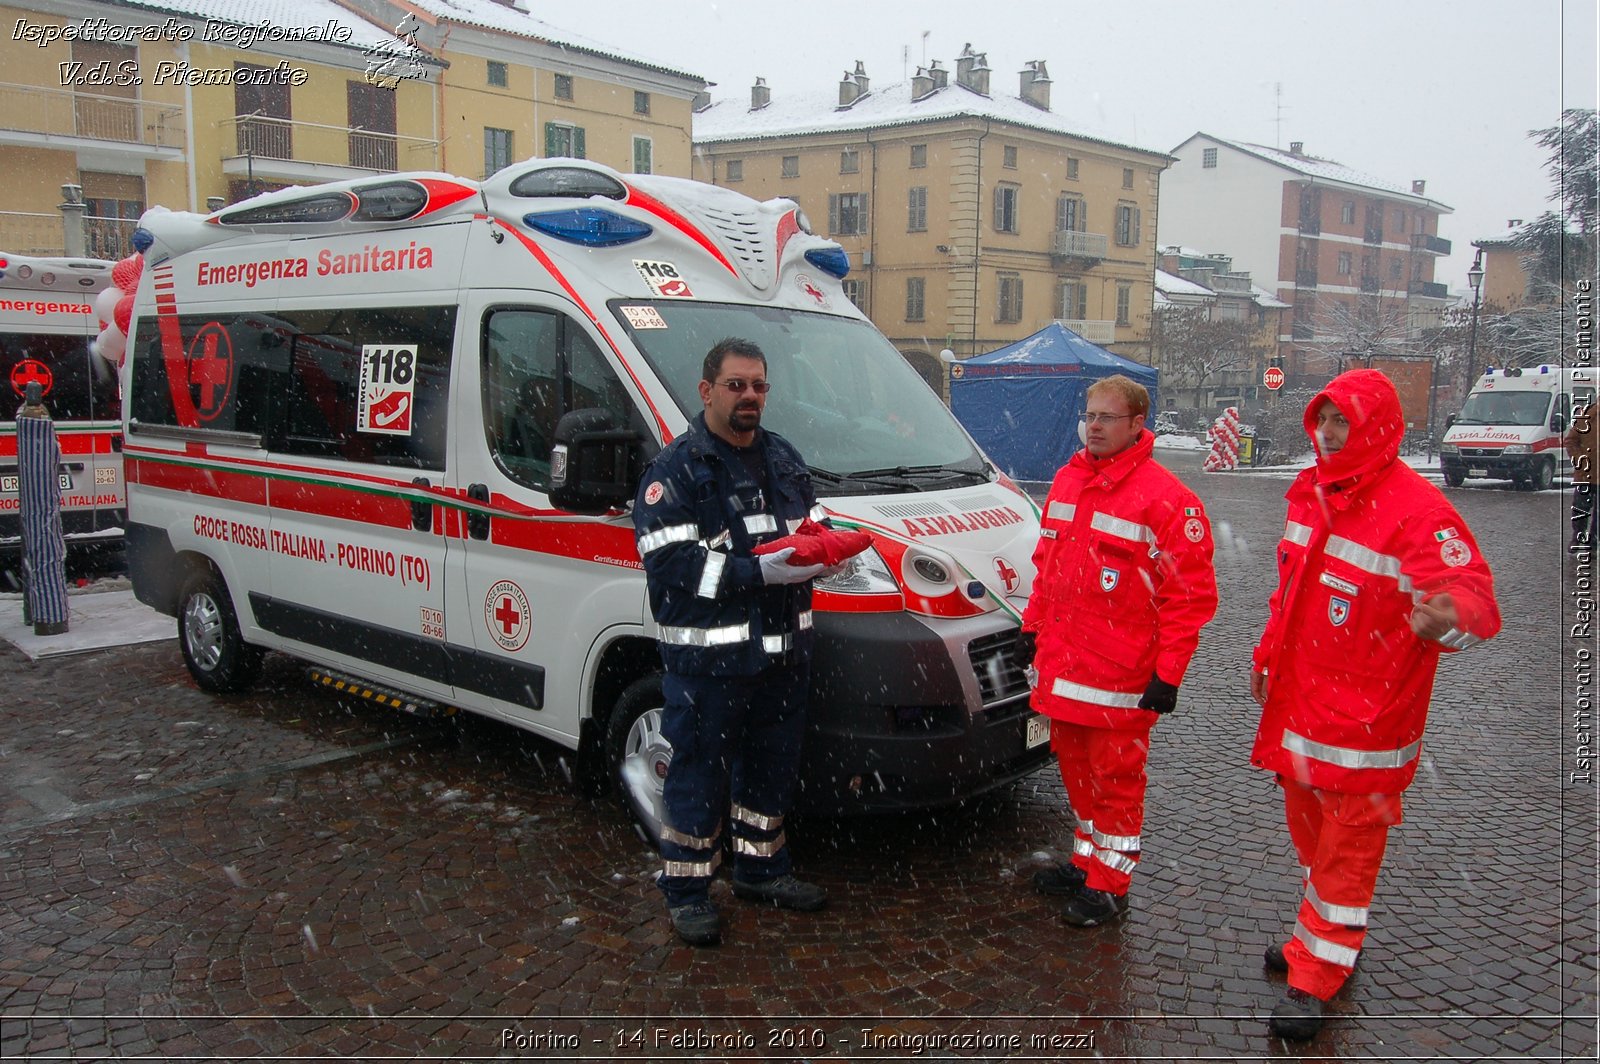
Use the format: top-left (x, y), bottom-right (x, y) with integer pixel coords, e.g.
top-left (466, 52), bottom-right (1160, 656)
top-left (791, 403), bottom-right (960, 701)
top-left (467, 482), bottom-right (490, 540)
top-left (410, 477), bottom-right (432, 532)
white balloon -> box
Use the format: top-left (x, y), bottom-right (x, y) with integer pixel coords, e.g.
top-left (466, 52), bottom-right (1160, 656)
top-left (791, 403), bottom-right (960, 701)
top-left (96, 325), bottom-right (126, 362)
top-left (94, 286), bottom-right (121, 323)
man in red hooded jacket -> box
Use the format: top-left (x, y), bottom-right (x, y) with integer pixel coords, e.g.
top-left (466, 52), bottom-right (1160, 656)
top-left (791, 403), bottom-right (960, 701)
top-left (1250, 369), bottom-right (1501, 1040)
top-left (1018, 374), bottom-right (1218, 927)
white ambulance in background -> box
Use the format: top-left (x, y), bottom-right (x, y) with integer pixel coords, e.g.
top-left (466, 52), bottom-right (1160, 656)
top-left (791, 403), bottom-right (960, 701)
top-left (1440, 364), bottom-right (1594, 490)
top-left (121, 160), bottom-right (1051, 838)
top-left (1, 253), bottom-right (126, 548)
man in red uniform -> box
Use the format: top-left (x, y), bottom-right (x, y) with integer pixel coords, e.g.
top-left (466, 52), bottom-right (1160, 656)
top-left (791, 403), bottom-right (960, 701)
top-left (1250, 370), bottom-right (1501, 1040)
top-left (1017, 374), bottom-right (1218, 927)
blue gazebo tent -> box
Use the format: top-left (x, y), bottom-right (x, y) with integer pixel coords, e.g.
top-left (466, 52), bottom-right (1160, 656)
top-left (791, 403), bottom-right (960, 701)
top-left (950, 322), bottom-right (1159, 482)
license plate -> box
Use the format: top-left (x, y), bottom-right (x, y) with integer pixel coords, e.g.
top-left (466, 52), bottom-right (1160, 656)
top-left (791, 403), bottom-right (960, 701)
top-left (1469, 467), bottom-right (1488, 476)
top-left (0, 473), bottom-right (70, 492)
top-left (1025, 714), bottom-right (1051, 749)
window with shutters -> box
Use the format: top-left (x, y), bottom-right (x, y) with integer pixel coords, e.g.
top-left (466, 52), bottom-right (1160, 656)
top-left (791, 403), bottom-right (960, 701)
top-left (781, 155), bottom-right (799, 178)
top-left (842, 279), bottom-right (866, 309)
top-left (1114, 203), bottom-right (1141, 246)
top-left (484, 128), bottom-right (513, 178)
top-left (632, 136), bottom-right (652, 175)
top-left (1066, 156), bottom-right (1079, 179)
top-left (725, 159), bottom-right (743, 182)
top-left (1337, 251), bottom-right (1353, 276)
top-left (486, 61), bottom-right (507, 87)
top-left (1116, 282), bottom-right (1132, 326)
top-left (908, 187), bottom-right (927, 231)
top-left (1003, 145), bottom-right (1018, 169)
top-left (1056, 194), bottom-right (1085, 232)
top-left (828, 192), bottom-right (867, 236)
top-left (1122, 168), bottom-right (1135, 189)
top-left (634, 90), bottom-right (650, 115)
top-left (840, 149), bottom-right (859, 174)
top-left (1340, 200), bottom-right (1355, 225)
top-left (997, 273), bottom-right (1023, 322)
top-left (910, 143), bottom-right (927, 168)
top-left (994, 183), bottom-right (1019, 234)
top-left (554, 73), bottom-right (573, 100)
top-left (905, 277), bottom-right (925, 321)
top-left (1056, 279), bottom-right (1087, 320)
top-left (544, 122), bottom-right (585, 159)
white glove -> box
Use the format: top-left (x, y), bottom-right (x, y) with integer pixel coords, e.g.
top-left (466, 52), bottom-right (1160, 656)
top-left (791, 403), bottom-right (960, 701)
top-left (759, 546), bottom-right (826, 585)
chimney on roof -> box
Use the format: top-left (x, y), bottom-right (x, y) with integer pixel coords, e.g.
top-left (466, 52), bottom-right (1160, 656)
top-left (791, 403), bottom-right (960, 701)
top-left (928, 59), bottom-right (948, 90)
top-left (1019, 60), bottom-right (1051, 110)
top-left (955, 44), bottom-right (990, 96)
top-left (838, 61), bottom-right (868, 107)
top-left (1411, 179), bottom-right (1426, 195)
top-left (750, 77), bottom-right (770, 111)
top-left (1289, 141), bottom-right (1304, 156)
top-left (1509, 218), bottom-right (1523, 229)
top-left (912, 66), bottom-right (934, 101)
top-left (691, 89), bottom-right (711, 113)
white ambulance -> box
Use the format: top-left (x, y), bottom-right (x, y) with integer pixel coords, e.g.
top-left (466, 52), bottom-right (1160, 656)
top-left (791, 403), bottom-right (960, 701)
top-left (121, 160), bottom-right (1050, 836)
top-left (1, 253), bottom-right (126, 548)
top-left (1440, 364), bottom-right (1594, 490)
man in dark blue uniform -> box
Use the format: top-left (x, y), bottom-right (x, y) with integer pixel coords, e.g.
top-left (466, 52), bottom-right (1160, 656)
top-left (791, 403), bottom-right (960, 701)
top-left (633, 337), bottom-right (830, 946)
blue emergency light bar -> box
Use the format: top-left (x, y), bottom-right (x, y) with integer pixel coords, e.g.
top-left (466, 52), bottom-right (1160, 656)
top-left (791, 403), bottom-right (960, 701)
top-left (804, 245), bottom-right (850, 278)
top-left (522, 208), bottom-right (652, 247)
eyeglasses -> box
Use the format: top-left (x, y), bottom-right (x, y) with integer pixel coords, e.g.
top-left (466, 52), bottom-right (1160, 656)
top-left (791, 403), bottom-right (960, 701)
top-left (1083, 412), bottom-right (1136, 426)
top-left (715, 378), bottom-right (771, 394)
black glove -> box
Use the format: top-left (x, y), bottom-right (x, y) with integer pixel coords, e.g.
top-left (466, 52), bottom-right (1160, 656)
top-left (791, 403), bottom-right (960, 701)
top-left (1138, 675), bottom-right (1180, 715)
top-left (1014, 630), bottom-right (1037, 670)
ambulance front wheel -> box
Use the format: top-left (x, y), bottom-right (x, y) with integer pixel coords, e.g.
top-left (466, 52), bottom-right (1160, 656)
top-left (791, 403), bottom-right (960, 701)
top-left (178, 569), bottom-right (263, 694)
top-left (605, 673), bottom-right (669, 850)
top-left (1442, 466), bottom-right (1466, 488)
top-left (1529, 456), bottom-right (1555, 492)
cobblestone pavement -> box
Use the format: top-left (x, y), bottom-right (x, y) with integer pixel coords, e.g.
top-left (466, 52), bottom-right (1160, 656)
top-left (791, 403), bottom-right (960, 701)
top-left (0, 456), bottom-right (1594, 1061)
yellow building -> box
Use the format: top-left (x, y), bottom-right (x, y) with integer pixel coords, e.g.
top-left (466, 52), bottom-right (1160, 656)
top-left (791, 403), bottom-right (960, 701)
top-left (691, 49), bottom-right (1170, 388)
top-left (0, 0), bottom-right (701, 258)
top-left (1473, 220), bottom-right (1541, 311)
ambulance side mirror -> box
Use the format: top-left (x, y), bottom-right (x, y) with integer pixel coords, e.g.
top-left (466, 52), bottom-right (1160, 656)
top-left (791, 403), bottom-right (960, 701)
top-left (1552, 413), bottom-right (1568, 434)
top-left (549, 408), bottom-right (641, 514)
top-left (1444, 413), bottom-right (1456, 429)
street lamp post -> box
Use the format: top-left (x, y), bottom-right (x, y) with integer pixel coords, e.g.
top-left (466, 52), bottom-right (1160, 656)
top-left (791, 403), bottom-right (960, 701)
top-left (1464, 248), bottom-right (1486, 392)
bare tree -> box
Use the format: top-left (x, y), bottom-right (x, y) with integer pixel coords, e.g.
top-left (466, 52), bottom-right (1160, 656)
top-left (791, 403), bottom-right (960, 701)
top-left (1302, 293), bottom-right (1440, 374)
top-left (1150, 305), bottom-right (1270, 408)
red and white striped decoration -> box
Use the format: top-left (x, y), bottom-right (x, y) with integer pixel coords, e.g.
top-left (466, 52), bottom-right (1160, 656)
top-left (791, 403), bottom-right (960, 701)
top-left (1202, 407), bottom-right (1243, 471)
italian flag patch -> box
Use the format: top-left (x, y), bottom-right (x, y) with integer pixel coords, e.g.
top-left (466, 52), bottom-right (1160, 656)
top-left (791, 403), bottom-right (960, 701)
top-left (1434, 527), bottom-right (1460, 542)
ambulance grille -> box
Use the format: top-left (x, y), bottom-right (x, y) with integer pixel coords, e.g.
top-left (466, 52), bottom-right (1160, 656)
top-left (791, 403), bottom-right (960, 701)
top-left (948, 491), bottom-right (1021, 513)
top-left (699, 203), bottom-right (772, 288)
top-left (968, 630), bottom-right (1031, 707)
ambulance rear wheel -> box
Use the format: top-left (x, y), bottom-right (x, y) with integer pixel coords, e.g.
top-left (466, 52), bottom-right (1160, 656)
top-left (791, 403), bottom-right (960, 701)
top-left (178, 569), bottom-right (262, 694)
top-left (605, 673), bottom-right (669, 850)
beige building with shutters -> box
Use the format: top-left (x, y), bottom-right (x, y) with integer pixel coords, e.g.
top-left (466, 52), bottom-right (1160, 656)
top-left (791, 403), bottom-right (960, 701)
top-left (691, 48), bottom-right (1170, 390)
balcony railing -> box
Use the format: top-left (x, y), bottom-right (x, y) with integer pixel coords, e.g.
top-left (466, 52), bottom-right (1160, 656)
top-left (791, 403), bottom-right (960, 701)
top-left (222, 114), bottom-right (439, 176)
top-left (85, 215), bottom-right (137, 259)
top-left (1295, 269), bottom-right (1318, 288)
top-left (0, 211), bottom-right (66, 256)
top-left (1297, 217), bottom-right (1321, 235)
top-left (1409, 280), bottom-right (1450, 300)
top-left (1364, 226), bottom-right (1384, 245)
top-left (1055, 319), bottom-right (1117, 343)
top-left (1052, 230), bottom-right (1108, 262)
top-left (0, 81), bottom-right (183, 150)
top-left (1291, 321), bottom-right (1314, 341)
top-left (1411, 233), bottom-right (1452, 256)
top-left (1359, 275), bottom-right (1381, 293)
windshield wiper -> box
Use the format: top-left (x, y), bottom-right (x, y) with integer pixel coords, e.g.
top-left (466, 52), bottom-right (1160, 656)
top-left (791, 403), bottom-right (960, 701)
top-left (808, 465), bottom-right (917, 492)
top-left (849, 464), bottom-right (970, 482)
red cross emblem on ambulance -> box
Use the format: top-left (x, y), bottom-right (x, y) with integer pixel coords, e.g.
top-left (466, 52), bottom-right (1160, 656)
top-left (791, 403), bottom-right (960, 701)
top-left (993, 557), bottom-right (1019, 593)
top-left (484, 579), bottom-right (531, 652)
top-left (10, 359), bottom-right (52, 398)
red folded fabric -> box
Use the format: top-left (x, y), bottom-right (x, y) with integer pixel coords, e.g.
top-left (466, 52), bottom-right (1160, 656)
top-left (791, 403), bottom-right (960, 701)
top-left (752, 518), bottom-right (872, 567)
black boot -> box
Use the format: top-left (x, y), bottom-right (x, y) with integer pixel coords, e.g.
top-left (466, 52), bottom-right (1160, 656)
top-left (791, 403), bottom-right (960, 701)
top-left (1269, 987), bottom-right (1326, 1040)
top-left (667, 900), bottom-right (721, 946)
top-left (1060, 887), bottom-right (1129, 927)
top-left (1032, 862), bottom-right (1087, 897)
top-left (731, 873), bottom-right (827, 911)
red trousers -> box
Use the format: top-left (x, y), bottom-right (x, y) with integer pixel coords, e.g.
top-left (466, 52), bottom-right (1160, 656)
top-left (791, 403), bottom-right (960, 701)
top-left (1278, 775), bottom-right (1404, 1000)
top-left (1052, 719), bottom-right (1152, 896)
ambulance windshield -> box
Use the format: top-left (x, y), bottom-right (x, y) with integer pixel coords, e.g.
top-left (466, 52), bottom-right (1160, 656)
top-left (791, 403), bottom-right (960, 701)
top-left (1454, 388), bottom-right (1551, 426)
top-left (614, 301), bottom-right (989, 493)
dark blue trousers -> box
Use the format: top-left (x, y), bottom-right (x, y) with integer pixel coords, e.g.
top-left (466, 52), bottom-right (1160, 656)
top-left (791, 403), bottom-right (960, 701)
top-left (657, 664), bottom-right (809, 906)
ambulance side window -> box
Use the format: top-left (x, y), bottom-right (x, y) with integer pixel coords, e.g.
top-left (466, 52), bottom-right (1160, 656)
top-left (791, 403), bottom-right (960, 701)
top-left (0, 332), bottom-right (115, 422)
top-left (126, 314), bottom-right (287, 435)
top-left (277, 305), bottom-right (455, 469)
top-left (482, 307), bottom-right (639, 491)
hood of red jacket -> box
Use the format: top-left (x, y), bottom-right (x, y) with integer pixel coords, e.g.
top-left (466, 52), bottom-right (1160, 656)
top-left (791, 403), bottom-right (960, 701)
top-left (1304, 369), bottom-right (1404, 487)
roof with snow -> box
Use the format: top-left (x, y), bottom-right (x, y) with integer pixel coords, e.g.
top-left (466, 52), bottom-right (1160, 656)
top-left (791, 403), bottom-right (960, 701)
top-left (694, 76), bottom-right (1166, 158)
top-left (115, 0), bottom-right (405, 51)
top-left (1251, 285), bottom-right (1292, 309)
top-left (385, 0), bottom-right (701, 81)
top-left (1474, 222), bottom-right (1530, 247)
top-left (1178, 133), bottom-right (1453, 212)
top-left (1155, 269), bottom-right (1214, 299)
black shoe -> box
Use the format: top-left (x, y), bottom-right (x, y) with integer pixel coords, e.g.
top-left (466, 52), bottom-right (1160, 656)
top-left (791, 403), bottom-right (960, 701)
top-left (1264, 943), bottom-right (1288, 974)
top-left (1032, 862), bottom-right (1088, 897)
top-left (1060, 887), bottom-right (1129, 927)
top-left (1269, 987), bottom-right (1326, 1040)
top-left (731, 873), bottom-right (827, 912)
top-left (32, 620), bottom-right (67, 636)
top-left (667, 900), bottom-right (721, 946)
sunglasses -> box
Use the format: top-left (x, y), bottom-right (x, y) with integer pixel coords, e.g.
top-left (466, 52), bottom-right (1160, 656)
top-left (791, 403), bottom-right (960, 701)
top-left (715, 378), bottom-right (771, 394)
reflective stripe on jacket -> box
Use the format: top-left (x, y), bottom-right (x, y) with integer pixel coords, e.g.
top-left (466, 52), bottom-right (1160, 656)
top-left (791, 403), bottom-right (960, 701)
top-left (1022, 430), bottom-right (1218, 728)
top-left (633, 413), bottom-right (822, 676)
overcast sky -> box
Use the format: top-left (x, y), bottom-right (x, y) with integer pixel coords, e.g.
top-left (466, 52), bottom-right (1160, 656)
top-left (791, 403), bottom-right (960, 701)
top-left (544, 0), bottom-right (1597, 292)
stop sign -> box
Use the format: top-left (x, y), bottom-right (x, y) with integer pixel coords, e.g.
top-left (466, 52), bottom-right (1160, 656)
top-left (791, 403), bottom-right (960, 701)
top-left (1263, 366), bottom-right (1286, 391)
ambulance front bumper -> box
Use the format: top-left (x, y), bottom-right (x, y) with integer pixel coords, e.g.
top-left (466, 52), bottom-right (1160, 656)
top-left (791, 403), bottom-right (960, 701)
top-left (797, 610), bottom-right (1051, 816)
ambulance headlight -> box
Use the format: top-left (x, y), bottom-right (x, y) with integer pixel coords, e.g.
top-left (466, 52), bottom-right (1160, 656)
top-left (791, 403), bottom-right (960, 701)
top-left (1438, 442), bottom-right (1457, 455)
top-left (814, 545), bottom-right (898, 595)
top-left (1501, 444), bottom-right (1531, 455)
